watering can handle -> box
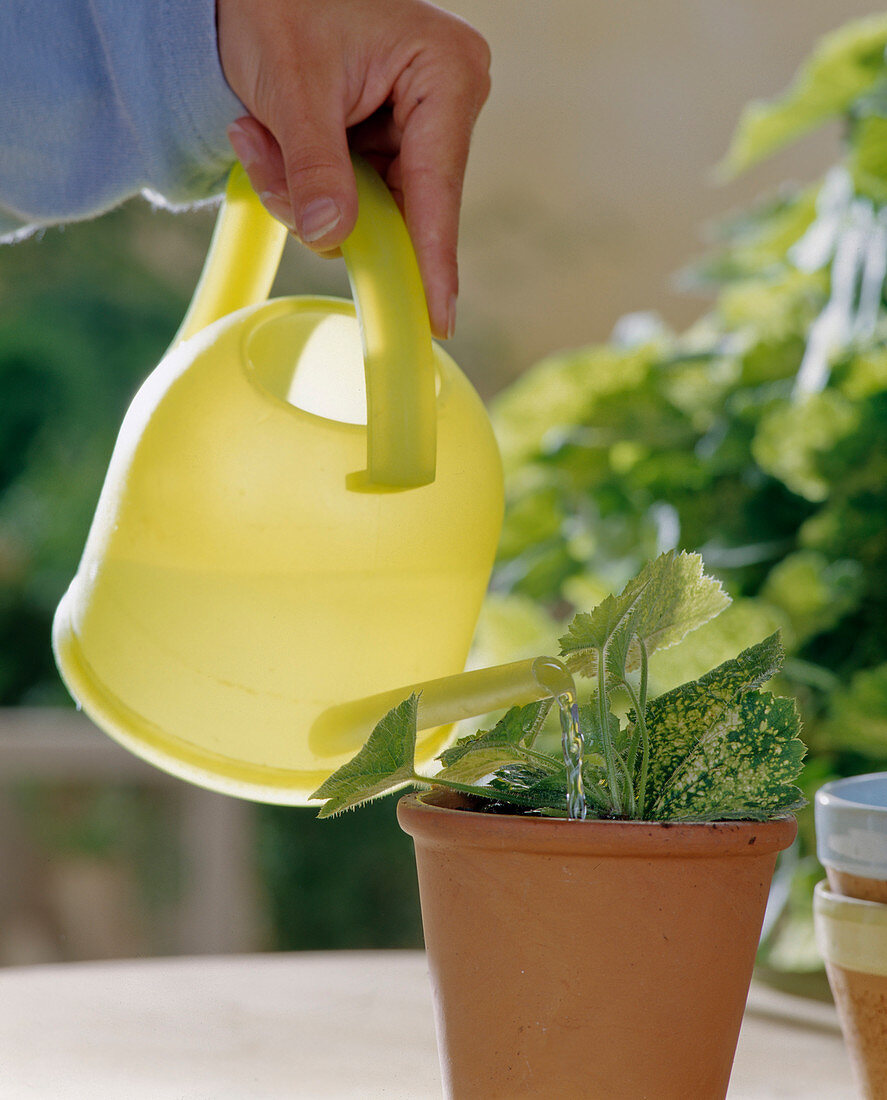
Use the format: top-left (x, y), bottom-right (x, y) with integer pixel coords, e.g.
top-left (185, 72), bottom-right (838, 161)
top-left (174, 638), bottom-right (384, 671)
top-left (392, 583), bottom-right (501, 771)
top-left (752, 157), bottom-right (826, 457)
top-left (173, 158), bottom-right (437, 487)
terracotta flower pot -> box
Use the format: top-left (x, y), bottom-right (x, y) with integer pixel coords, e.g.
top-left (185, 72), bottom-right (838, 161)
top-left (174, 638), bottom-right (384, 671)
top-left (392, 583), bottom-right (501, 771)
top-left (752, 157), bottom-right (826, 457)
top-left (398, 789), bottom-right (797, 1100)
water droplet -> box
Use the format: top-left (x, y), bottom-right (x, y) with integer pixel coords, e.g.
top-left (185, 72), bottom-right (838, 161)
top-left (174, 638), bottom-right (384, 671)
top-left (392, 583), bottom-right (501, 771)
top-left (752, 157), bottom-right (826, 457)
top-left (532, 656), bottom-right (575, 703)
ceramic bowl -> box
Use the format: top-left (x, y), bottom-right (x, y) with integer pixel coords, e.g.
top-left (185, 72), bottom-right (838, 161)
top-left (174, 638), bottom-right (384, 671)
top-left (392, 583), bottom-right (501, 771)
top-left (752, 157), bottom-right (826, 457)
top-left (816, 773), bottom-right (887, 902)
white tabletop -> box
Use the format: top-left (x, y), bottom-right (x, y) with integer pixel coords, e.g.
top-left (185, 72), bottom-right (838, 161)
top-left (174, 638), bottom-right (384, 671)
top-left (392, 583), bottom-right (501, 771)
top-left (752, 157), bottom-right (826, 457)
top-left (0, 952), bottom-right (854, 1098)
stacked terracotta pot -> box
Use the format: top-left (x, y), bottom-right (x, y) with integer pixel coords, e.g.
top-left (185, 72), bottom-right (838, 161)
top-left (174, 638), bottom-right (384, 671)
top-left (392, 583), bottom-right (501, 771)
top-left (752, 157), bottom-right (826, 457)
top-left (815, 773), bottom-right (887, 1100)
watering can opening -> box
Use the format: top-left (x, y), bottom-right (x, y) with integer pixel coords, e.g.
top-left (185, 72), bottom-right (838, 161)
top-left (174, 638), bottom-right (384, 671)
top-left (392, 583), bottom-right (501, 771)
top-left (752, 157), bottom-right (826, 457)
top-left (244, 305), bottom-right (442, 432)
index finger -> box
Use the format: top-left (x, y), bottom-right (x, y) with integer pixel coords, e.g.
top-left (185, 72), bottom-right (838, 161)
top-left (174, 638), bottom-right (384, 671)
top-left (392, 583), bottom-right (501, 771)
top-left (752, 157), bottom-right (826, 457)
top-left (392, 37), bottom-right (491, 338)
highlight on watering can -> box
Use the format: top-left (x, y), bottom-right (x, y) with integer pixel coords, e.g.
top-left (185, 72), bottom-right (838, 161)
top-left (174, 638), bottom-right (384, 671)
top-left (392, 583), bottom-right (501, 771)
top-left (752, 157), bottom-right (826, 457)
top-left (52, 157), bottom-right (505, 805)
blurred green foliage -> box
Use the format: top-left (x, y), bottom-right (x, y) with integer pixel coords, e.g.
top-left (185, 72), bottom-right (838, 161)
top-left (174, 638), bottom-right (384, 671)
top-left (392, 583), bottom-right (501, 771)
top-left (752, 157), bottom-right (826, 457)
top-left (487, 15), bottom-right (887, 979)
top-left (0, 203), bottom-right (423, 950)
top-left (0, 207), bottom-right (192, 703)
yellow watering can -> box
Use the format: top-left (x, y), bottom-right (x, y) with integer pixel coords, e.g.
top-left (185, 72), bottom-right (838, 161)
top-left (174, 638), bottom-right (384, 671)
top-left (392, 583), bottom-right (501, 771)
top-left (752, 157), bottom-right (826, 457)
top-left (53, 157), bottom-right (504, 804)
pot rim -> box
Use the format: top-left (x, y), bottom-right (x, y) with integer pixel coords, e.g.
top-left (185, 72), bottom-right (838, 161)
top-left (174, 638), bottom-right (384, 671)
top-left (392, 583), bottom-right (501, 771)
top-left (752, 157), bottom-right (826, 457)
top-left (815, 772), bottom-right (887, 879)
top-left (814, 880), bottom-right (887, 923)
top-left (816, 771), bottom-right (887, 812)
top-left (814, 880), bottom-right (887, 976)
top-left (397, 789), bottom-right (798, 857)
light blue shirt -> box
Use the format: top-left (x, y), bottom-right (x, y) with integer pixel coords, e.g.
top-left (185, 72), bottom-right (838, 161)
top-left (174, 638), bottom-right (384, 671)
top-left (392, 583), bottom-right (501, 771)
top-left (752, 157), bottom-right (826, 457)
top-left (0, 0), bottom-right (245, 240)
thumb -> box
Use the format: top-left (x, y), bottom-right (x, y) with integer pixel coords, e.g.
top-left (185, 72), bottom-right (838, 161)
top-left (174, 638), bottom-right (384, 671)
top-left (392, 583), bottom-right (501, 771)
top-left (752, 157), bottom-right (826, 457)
top-left (271, 83), bottom-right (358, 248)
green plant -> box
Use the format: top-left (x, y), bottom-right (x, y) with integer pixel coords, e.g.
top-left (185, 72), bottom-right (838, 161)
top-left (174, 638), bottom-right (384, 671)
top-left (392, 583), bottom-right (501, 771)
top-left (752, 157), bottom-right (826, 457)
top-left (311, 552), bottom-right (805, 822)
top-left (483, 14), bottom-right (887, 974)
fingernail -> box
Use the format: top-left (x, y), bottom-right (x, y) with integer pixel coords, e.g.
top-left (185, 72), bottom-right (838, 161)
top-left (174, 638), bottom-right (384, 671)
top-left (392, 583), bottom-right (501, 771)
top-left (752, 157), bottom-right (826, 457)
top-left (259, 190), bottom-right (296, 232)
top-left (300, 197), bottom-right (341, 243)
top-left (227, 123), bottom-right (261, 170)
top-left (447, 294), bottom-right (458, 340)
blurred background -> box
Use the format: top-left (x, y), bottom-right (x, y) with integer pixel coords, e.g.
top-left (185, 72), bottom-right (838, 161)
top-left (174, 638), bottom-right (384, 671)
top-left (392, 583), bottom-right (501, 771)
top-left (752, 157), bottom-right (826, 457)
top-left (1, 1), bottom-right (884, 983)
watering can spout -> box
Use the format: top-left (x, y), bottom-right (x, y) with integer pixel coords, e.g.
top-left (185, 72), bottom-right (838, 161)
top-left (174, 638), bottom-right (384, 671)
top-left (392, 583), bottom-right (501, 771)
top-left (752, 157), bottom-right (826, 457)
top-left (309, 658), bottom-right (548, 758)
top-left (309, 654), bottom-right (581, 765)
top-left (53, 156), bottom-right (504, 805)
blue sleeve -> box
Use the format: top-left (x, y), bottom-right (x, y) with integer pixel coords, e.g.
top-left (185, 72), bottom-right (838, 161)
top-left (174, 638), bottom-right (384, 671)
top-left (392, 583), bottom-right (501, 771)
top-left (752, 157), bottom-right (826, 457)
top-left (0, 0), bottom-right (246, 240)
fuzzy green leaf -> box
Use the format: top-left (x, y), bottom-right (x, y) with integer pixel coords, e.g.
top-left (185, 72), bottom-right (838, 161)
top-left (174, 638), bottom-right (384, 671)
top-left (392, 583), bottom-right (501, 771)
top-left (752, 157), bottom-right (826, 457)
top-left (641, 634), bottom-right (805, 820)
top-left (558, 568), bottom-right (653, 678)
top-left (721, 15), bottom-right (887, 177)
top-left (310, 694), bottom-right (419, 818)
top-left (558, 579), bottom-right (647, 676)
top-left (644, 632), bottom-right (784, 792)
top-left (437, 700), bottom-right (553, 768)
top-left (559, 551), bottom-right (730, 680)
top-left (486, 765), bottom-right (571, 815)
top-left (433, 700), bottom-right (557, 791)
top-left (613, 551), bottom-right (731, 678)
top-left (435, 748), bottom-right (529, 786)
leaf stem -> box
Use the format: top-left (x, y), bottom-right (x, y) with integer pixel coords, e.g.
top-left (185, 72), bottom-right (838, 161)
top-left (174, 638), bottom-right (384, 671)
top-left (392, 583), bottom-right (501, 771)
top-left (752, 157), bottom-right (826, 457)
top-left (620, 645), bottom-right (650, 814)
top-left (580, 772), bottom-right (611, 813)
top-left (516, 745), bottom-right (565, 770)
top-left (597, 644), bottom-right (622, 813)
top-left (524, 697), bottom-right (553, 748)
top-left (637, 642), bottom-right (651, 817)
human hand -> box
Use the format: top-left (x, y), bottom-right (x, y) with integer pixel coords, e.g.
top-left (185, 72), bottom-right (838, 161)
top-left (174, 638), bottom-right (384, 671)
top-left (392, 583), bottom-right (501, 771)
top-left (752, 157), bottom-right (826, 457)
top-left (216, 0), bottom-right (491, 339)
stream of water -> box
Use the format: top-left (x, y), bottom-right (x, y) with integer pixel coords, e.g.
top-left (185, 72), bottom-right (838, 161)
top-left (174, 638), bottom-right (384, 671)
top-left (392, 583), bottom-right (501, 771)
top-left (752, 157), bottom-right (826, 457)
top-left (531, 657), bottom-right (586, 820)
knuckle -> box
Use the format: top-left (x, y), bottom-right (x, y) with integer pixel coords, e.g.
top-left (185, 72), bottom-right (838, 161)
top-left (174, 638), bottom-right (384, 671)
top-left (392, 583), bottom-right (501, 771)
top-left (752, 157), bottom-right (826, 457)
top-left (464, 28), bottom-right (492, 78)
top-left (285, 143), bottom-right (347, 186)
top-left (447, 29), bottom-right (492, 107)
top-left (450, 23), bottom-right (490, 72)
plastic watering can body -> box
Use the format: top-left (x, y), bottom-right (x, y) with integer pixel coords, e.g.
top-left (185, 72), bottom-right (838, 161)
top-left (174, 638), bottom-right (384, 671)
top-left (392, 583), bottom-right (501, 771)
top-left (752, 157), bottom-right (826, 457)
top-left (53, 161), bottom-right (504, 804)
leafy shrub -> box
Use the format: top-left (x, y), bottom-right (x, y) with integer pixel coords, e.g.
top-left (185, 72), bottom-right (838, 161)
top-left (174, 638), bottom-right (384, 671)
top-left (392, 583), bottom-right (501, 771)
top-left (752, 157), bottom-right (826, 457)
top-left (488, 15), bottom-right (887, 976)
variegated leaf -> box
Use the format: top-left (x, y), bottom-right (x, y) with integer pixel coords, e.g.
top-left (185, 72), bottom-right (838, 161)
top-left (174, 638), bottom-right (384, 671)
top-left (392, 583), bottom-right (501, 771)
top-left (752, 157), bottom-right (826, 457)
top-left (651, 692), bottom-right (805, 820)
top-left (640, 634), bottom-right (805, 819)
